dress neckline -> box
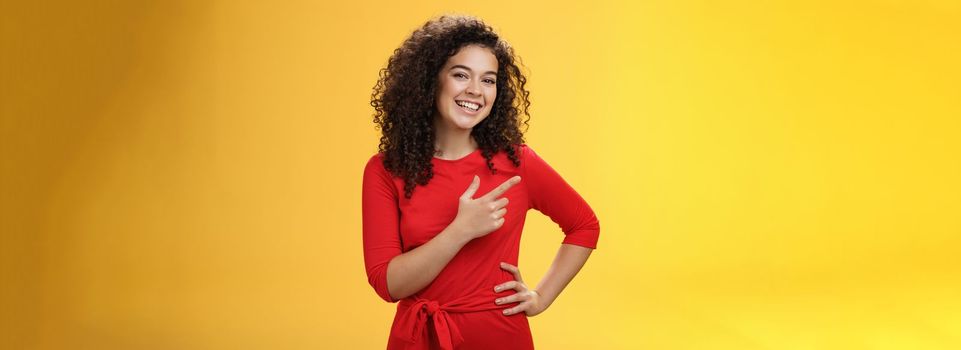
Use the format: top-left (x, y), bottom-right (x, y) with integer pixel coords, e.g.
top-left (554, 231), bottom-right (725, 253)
top-left (432, 148), bottom-right (481, 163)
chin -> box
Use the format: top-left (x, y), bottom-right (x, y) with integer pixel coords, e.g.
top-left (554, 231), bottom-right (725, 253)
top-left (452, 114), bottom-right (488, 130)
top-left (464, 118), bottom-right (490, 129)
top-left (453, 121), bottom-right (479, 130)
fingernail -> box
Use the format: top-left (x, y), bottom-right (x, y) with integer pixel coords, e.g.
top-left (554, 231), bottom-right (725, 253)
top-left (503, 310), bottom-right (509, 314)
top-left (495, 299), bottom-right (502, 304)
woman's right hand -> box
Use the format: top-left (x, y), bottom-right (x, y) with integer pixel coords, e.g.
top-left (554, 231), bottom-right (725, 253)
top-left (451, 175), bottom-right (522, 241)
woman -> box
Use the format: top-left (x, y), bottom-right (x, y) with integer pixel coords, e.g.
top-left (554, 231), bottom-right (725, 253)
top-left (362, 15), bottom-right (600, 350)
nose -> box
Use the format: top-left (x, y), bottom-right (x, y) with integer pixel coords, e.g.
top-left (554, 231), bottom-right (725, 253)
top-left (466, 79), bottom-right (481, 96)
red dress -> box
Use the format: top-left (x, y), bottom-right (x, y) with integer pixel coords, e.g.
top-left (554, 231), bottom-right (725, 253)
top-left (362, 144), bottom-right (600, 350)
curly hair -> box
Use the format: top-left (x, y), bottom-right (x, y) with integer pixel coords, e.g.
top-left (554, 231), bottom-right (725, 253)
top-left (371, 15), bottom-right (531, 199)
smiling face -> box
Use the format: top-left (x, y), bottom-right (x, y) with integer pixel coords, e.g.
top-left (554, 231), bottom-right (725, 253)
top-left (434, 44), bottom-right (499, 131)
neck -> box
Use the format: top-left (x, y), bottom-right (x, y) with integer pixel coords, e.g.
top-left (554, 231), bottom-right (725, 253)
top-left (433, 119), bottom-right (478, 160)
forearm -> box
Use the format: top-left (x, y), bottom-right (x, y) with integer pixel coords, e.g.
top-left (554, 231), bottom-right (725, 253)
top-left (385, 223), bottom-right (472, 300)
top-left (535, 243), bottom-right (593, 309)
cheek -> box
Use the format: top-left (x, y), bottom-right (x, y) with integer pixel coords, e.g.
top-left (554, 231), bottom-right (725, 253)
top-left (438, 79), bottom-right (457, 98)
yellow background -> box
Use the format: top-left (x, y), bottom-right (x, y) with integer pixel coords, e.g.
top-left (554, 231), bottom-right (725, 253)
top-left (2, 1), bottom-right (959, 349)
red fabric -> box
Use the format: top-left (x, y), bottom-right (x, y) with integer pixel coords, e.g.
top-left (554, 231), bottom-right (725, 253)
top-left (362, 144), bottom-right (600, 349)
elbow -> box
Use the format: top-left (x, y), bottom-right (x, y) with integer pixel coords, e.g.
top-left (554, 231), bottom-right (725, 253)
top-left (562, 228), bottom-right (600, 249)
top-left (373, 282), bottom-right (399, 304)
top-left (378, 289), bottom-right (399, 304)
top-left (562, 214), bottom-right (600, 249)
top-left (366, 264), bottom-right (399, 303)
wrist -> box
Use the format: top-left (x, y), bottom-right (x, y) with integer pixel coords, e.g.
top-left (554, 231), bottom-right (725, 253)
top-left (443, 221), bottom-right (473, 246)
top-left (533, 288), bottom-right (555, 307)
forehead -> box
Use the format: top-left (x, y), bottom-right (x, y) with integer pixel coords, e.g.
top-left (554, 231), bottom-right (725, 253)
top-left (443, 45), bottom-right (498, 73)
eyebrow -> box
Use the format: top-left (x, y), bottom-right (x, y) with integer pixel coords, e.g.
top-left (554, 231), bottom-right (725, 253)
top-left (449, 64), bottom-right (497, 76)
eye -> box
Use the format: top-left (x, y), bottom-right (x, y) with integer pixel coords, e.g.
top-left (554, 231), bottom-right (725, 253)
top-left (454, 72), bottom-right (468, 79)
top-left (483, 78), bottom-right (496, 85)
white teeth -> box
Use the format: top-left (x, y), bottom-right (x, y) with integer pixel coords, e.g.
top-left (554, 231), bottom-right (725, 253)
top-left (456, 100), bottom-right (480, 111)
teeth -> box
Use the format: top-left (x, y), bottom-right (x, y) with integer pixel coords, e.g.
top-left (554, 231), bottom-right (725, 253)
top-left (456, 100), bottom-right (480, 111)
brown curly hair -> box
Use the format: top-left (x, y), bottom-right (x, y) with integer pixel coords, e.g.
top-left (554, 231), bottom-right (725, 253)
top-left (371, 15), bottom-right (532, 199)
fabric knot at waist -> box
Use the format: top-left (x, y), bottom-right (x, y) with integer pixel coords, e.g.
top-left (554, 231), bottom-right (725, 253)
top-left (395, 297), bottom-right (501, 350)
top-left (424, 300), bottom-right (441, 316)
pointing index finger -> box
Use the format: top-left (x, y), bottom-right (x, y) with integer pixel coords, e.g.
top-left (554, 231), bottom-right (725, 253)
top-left (482, 176), bottom-right (521, 200)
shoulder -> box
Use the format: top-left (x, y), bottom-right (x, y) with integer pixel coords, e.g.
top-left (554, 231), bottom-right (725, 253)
top-left (513, 143), bottom-right (544, 163)
top-left (501, 143), bottom-right (533, 168)
top-left (367, 151), bottom-right (385, 162)
top-left (362, 152), bottom-right (399, 199)
top-left (513, 143), bottom-right (532, 158)
top-left (365, 152), bottom-right (385, 167)
top-left (511, 143), bottom-right (544, 174)
top-left (363, 152), bottom-right (400, 195)
top-left (363, 152), bottom-right (391, 178)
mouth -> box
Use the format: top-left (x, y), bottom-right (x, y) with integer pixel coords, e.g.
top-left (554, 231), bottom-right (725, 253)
top-left (455, 100), bottom-right (483, 114)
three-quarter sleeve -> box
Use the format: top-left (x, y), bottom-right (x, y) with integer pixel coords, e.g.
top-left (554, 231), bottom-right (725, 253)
top-left (362, 154), bottom-right (401, 303)
top-left (520, 145), bottom-right (601, 249)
